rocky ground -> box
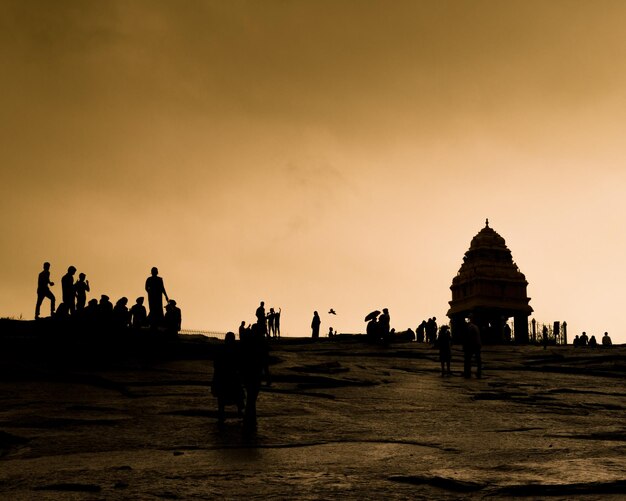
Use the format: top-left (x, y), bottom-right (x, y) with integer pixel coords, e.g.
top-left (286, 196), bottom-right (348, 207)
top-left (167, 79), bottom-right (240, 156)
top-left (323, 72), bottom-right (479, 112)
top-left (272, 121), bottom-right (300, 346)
top-left (1, 331), bottom-right (625, 500)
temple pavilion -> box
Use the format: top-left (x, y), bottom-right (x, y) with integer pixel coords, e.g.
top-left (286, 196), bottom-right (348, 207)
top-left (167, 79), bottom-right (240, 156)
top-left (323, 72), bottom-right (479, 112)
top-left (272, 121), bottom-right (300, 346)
top-left (447, 220), bottom-right (533, 344)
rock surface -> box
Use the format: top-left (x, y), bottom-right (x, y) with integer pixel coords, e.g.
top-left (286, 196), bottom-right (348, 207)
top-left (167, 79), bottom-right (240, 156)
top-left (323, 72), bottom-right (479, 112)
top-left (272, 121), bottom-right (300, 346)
top-left (1, 336), bottom-right (625, 499)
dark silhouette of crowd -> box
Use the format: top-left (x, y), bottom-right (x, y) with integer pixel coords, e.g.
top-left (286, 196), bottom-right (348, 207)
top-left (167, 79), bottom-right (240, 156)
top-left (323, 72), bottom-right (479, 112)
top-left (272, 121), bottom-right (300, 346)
top-left (34, 262), bottom-right (181, 337)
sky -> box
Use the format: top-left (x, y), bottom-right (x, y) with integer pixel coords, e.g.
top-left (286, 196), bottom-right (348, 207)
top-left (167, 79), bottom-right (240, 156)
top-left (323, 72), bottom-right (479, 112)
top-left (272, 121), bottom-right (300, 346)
top-left (1, 1), bottom-right (626, 342)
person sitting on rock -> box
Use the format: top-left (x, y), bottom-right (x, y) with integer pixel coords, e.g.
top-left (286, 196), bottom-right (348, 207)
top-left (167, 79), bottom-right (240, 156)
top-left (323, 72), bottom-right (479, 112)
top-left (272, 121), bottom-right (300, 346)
top-left (602, 332), bottom-right (612, 347)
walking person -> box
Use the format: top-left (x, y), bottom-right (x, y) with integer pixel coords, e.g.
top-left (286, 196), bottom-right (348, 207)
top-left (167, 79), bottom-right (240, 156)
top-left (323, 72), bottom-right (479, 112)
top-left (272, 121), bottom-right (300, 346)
top-left (437, 325), bottom-right (452, 376)
top-left (35, 262), bottom-right (55, 319)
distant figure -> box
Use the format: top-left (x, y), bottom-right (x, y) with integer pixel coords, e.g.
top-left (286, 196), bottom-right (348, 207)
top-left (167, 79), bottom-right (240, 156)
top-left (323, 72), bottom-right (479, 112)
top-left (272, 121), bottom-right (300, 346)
top-left (426, 317), bottom-right (438, 344)
top-left (75, 273), bottom-right (90, 311)
top-left (85, 298), bottom-right (99, 325)
top-left (267, 308), bottom-right (276, 338)
top-left (61, 266), bottom-right (77, 315)
top-left (602, 332), bottom-right (612, 347)
top-left (145, 267), bottom-right (168, 328)
top-left (129, 297), bottom-right (147, 329)
top-left (463, 316), bottom-right (482, 378)
top-left (379, 308), bottom-right (390, 344)
top-left (573, 334), bottom-right (580, 347)
top-left (211, 331), bottom-right (244, 425)
top-left (35, 262), bottom-right (55, 319)
top-left (503, 323), bottom-right (512, 343)
top-left (239, 320), bottom-right (248, 340)
top-left (165, 299), bottom-right (182, 335)
top-left (255, 301), bottom-right (267, 337)
top-left (274, 308), bottom-right (281, 338)
top-left (328, 327), bottom-right (334, 338)
top-left (240, 323), bottom-right (270, 431)
top-left (542, 325), bottom-right (548, 350)
top-left (311, 311), bottom-right (321, 339)
top-left (580, 331), bottom-right (589, 346)
top-left (113, 297), bottom-right (130, 329)
top-left (588, 335), bottom-right (597, 347)
top-left (366, 317), bottom-right (379, 342)
top-left (98, 295), bottom-right (114, 327)
top-left (416, 321), bottom-right (426, 343)
top-left (437, 325), bottom-right (452, 376)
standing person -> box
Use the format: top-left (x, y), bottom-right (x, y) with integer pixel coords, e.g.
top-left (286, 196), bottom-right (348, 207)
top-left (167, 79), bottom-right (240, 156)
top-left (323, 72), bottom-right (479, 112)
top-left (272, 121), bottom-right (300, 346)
top-left (311, 311), bottom-right (321, 339)
top-left (379, 308), bottom-right (391, 344)
top-left (463, 316), bottom-right (482, 378)
top-left (61, 266), bottom-right (77, 315)
top-left (211, 332), bottom-right (244, 426)
top-left (164, 299), bottom-right (182, 336)
top-left (145, 267), bottom-right (168, 328)
top-left (267, 308), bottom-right (276, 338)
top-left (255, 301), bottom-right (267, 337)
top-left (437, 325), bottom-right (452, 376)
top-left (129, 297), bottom-right (147, 329)
top-left (274, 308), bottom-right (281, 338)
top-left (240, 323), bottom-right (270, 432)
top-left (35, 262), bottom-right (55, 319)
top-left (75, 273), bottom-right (90, 311)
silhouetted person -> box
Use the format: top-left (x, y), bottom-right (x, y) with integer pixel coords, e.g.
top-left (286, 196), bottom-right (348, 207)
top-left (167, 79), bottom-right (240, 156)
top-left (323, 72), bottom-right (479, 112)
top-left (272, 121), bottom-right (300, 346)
top-left (426, 317), bottom-right (438, 344)
top-left (311, 311), bottom-right (321, 339)
top-left (145, 267), bottom-right (168, 328)
top-left (588, 334), bottom-right (597, 347)
top-left (573, 334), bottom-right (580, 347)
top-left (437, 325), bottom-right (452, 376)
top-left (328, 326), bottom-right (334, 338)
top-left (255, 301), bottom-right (267, 337)
top-left (416, 321), bottom-right (426, 343)
top-left (542, 325), bottom-right (549, 350)
top-left (98, 295), bottom-right (113, 328)
top-left (129, 297), bottom-right (147, 329)
top-left (239, 320), bottom-right (248, 340)
top-left (85, 298), bottom-right (99, 326)
top-left (274, 307), bottom-right (281, 338)
top-left (580, 331), bottom-right (589, 346)
top-left (503, 323), bottom-right (512, 343)
top-left (366, 317), bottom-right (378, 342)
top-left (75, 273), bottom-right (90, 311)
top-left (164, 299), bottom-right (182, 336)
top-left (240, 323), bottom-right (270, 431)
top-left (212, 331), bottom-right (245, 425)
top-left (267, 308), bottom-right (276, 338)
top-left (113, 297), bottom-right (130, 329)
top-left (35, 262), bottom-right (55, 318)
top-left (463, 316), bottom-right (482, 378)
top-left (379, 308), bottom-right (390, 344)
top-left (602, 332), bottom-right (612, 346)
top-left (61, 266), bottom-right (77, 315)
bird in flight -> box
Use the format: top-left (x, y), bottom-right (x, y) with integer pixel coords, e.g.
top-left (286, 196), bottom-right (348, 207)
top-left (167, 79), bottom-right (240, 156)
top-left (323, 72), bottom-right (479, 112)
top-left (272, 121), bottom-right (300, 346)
top-left (328, 309), bottom-right (337, 315)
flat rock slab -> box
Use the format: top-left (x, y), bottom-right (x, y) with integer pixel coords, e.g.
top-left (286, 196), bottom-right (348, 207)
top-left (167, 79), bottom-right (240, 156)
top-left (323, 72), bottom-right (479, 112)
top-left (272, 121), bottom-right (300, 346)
top-left (1, 342), bottom-right (625, 499)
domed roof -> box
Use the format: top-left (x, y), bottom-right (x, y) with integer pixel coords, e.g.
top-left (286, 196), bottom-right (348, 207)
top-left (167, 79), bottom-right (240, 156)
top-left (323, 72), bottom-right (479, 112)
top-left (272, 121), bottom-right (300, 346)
top-left (468, 219), bottom-right (507, 251)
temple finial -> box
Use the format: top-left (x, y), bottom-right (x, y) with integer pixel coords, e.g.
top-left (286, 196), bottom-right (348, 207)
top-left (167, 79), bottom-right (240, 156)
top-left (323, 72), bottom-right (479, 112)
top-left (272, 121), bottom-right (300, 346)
top-left (485, 218), bottom-right (489, 227)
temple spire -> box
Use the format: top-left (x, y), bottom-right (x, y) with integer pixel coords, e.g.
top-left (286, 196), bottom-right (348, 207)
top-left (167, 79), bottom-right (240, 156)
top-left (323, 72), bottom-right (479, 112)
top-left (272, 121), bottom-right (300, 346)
top-left (485, 218), bottom-right (489, 228)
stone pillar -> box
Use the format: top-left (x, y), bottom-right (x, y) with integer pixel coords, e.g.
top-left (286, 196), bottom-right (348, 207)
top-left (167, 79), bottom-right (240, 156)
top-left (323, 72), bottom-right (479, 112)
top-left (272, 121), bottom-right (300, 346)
top-left (562, 321), bottom-right (567, 345)
top-left (553, 321), bottom-right (560, 345)
top-left (514, 315), bottom-right (529, 344)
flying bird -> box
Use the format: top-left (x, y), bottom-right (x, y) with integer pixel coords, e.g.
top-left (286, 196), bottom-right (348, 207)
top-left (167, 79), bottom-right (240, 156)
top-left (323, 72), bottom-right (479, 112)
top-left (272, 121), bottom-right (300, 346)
top-left (328, 309), bottom-right (337, 315)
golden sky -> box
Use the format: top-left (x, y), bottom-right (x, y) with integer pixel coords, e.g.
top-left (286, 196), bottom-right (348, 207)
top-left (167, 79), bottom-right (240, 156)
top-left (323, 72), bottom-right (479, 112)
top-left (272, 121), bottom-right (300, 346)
top-left (2, 1), bottom-right (626, 342)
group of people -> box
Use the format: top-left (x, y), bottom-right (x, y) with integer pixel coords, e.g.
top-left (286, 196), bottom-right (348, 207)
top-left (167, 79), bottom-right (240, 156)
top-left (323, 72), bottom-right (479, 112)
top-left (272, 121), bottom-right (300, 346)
top-left (248, 301), bottom-right (281, 339)
top-left (212, 305), bottom-right (273, 430)
top-left (573, 331), bottom-right (612, 347)
top-left (34, 262), bottom-right (181, 334)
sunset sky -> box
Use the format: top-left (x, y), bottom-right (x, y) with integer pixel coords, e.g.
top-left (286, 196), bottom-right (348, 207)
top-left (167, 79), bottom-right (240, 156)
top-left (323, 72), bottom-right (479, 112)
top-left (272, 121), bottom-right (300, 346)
top-left (2, 1), bottom-right (625, 342)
